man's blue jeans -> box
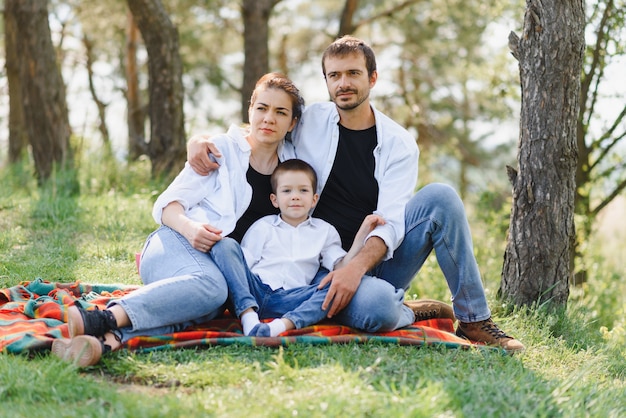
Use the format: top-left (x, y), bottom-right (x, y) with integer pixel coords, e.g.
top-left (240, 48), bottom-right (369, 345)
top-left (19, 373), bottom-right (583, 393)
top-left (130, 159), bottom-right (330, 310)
top-left (366, 183), bottom-right (491, 324)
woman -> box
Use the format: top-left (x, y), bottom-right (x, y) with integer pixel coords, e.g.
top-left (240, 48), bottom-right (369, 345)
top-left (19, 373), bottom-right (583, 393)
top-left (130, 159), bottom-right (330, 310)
top-left (52, 73), bottom-right (305, 366)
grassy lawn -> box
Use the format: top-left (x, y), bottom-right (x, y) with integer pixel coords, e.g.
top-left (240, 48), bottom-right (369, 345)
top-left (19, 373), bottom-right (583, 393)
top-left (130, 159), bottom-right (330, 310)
top-left (1, 161), bottom-right (624, 417)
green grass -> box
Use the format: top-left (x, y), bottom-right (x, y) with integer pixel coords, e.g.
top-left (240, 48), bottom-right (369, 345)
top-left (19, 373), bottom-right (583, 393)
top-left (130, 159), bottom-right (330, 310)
top-left (1, 160), bottom-right (624, 417)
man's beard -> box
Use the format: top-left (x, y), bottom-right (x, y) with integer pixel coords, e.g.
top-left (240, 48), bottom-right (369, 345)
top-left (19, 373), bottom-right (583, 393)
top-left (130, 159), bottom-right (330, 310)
top-left (333, 89), bottom-right (369, 110)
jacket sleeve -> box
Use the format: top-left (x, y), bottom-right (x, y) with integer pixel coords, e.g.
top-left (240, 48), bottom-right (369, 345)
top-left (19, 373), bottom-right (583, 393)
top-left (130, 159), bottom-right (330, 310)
top-left (319, 224), bottom-right (348, 271)
top-left (241, 218), bottom-right (269, 269)
top-left (152, 163), bottom-right (218, 224)
top-left (367, 135), bottom-right (419, 260)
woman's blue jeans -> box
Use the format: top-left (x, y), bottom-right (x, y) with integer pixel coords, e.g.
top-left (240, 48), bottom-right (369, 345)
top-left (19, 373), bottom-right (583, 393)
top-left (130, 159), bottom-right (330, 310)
top-left (110, 226), bottom-right (229, 343)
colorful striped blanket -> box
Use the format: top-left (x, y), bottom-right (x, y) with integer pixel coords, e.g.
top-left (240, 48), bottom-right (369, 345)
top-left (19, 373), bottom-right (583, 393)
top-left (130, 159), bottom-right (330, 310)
top-left (1, 279), bottom-right (489, 354)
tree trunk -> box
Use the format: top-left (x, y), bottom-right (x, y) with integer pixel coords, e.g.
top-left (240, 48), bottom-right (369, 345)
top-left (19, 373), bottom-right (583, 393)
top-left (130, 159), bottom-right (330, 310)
top-left (6, 0), bottom-right (73, 183)
top-left (338, 0), bottom-right (359, 37)
top-left (4, 1), bottom-right (28, 163)
top-left (571, 0), bottom-right (626, 285)
top-left (125, 9), bottom-right (147, 161)
top-left (241, 0), bottom-right (280, 123)
top-left (83, 35), bottom-right (112, 153)
top-left (501, 0), bottom-right (585, 307)
top-left (126, 0), bottom-right (185, 178)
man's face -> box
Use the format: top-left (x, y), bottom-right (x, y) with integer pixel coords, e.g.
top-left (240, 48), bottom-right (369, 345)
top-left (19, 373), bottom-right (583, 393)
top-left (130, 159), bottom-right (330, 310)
top-left (324, 52), bottom-right (377, 111)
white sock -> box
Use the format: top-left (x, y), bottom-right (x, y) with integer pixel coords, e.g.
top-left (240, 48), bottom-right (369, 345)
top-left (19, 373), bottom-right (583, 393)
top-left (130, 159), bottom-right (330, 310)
top-left (268, 319), bottom-right (287, 337)
top-left (241, 311), bottom-right (260, 336)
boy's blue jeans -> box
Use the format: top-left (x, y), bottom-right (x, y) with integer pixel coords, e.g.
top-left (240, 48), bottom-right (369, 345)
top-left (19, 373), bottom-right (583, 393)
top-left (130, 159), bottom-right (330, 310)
top-left (208, 237), bottom-right (333, 330)
top-left (209, 237), bottom-right (415, 332)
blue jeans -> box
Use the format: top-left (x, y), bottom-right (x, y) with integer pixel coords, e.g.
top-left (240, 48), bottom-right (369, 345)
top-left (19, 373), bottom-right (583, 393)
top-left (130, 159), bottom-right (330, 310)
top-left (211, 238), bottom-right (415, 333)
top-left (109, 226), bottom-right (229, 343)
top-left (209, 238), bottom-right (332, 329)
top-left (368, 183), bottom-right (491, 323)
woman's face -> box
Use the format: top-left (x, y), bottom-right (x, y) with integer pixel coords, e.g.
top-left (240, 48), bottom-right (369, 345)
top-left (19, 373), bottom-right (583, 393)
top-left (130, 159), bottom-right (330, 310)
top-left (248, 88), bottom-right (297, 146)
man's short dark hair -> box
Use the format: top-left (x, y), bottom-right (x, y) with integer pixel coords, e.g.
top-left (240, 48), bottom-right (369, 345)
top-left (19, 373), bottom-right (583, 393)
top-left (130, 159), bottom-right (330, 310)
top-left (322, 35), bottom-right (377, 78)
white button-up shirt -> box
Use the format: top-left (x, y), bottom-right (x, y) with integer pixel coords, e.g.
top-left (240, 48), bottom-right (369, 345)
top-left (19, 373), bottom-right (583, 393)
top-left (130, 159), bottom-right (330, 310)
top-left (283, 102), bottom-right (419, 260)
top-left (152, 124), bottom-right (286, 236)
top-left (242, 215), bottom-right (346, 290)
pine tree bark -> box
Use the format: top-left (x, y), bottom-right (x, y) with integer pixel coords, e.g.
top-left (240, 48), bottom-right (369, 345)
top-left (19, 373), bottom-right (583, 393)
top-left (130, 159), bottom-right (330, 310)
top-left (501, 0), bottom-right (585, 307)
top-left (125, 9), bottom-right (147, 161)
top-left (127, 0), bottom-right (185, 178)
top-left (6, 0), bottom-right (72, 182)
top-left (241, 0), bottom-right (280, 123)
top-left (4, 1), bottom-right (28, 163)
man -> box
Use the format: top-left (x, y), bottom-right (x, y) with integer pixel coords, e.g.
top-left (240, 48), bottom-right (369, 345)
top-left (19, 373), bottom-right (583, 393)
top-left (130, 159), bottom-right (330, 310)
top-left (189, 36), bottom-right (524, 352)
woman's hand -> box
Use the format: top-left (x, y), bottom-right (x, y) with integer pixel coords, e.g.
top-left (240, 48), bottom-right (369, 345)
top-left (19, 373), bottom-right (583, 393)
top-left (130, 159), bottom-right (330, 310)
top-left (182, 221), bottom-right (223, 252)
top-left (161, 201), bottom-right (222, 252)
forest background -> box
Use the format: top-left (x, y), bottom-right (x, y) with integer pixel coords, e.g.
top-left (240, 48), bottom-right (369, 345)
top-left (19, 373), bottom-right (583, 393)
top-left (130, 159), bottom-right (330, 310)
top-left (0, 1), bottom-right (625, 416)
top-left (2, 0), bottom-right (626, 338)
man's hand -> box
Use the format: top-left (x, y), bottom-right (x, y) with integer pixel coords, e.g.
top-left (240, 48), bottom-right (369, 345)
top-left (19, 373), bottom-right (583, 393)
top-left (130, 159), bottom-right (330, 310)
top-left (187, 134), bottom-right (222, 176)
top-left (318, 262), bottom-right (364, 318)
top-left (320, 234), bottom-right (388, 318)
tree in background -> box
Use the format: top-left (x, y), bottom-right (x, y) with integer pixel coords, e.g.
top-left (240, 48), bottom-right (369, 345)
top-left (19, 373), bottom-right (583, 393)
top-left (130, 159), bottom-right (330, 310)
top-left (375, 0), bottom-right (518, 197)
top-left (125, 9), bottom-right (147, 161)
top-left (5, 0), bottom-right (74, 185)
top-left (574, 0), bottom-right (626, 282)
top-left (501, 0), bottom-right (585, 307)
top-left (4, 1), bottom-right (28, 163)
top-left (240, 0), bottom-right (282, 123)
top-left (127, 0), bottom-right (186, 178)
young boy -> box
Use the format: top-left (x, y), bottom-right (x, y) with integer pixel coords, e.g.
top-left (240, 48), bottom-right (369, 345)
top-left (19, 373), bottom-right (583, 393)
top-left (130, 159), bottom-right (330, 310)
top-left (210, 158), bottom-right (385, 337)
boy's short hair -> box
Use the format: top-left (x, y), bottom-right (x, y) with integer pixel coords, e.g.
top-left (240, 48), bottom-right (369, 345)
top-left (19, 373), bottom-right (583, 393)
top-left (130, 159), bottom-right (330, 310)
top-left (271, 159), bottom-right (318, 193)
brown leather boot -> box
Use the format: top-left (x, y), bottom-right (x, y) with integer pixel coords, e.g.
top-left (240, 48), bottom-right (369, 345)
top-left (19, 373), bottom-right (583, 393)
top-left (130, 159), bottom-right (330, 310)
top-left (404, 299), bottom-right (455, 322)
top-left (456, 318), bottom-right (525, 353)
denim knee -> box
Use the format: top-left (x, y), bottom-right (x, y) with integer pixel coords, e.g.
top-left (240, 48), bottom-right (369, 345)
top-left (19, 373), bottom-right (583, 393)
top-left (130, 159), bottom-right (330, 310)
top-left (365, 292), bottom-right (403, 332)
top-left (346, 283), bottom-right (403, 333)
top-left (414, 183), bottom-right (465, 219)
top-left (212, 237), bottom-right (242, 254)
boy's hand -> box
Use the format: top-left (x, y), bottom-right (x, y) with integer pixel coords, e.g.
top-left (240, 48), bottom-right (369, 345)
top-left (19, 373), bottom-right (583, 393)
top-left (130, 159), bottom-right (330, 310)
top-left (353, 214), bottom-right (385, 244)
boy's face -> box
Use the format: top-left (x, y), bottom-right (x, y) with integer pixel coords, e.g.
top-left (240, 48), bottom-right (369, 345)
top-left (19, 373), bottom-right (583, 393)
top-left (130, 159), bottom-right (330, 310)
top-left (270, 171), bottom-right (318, 226)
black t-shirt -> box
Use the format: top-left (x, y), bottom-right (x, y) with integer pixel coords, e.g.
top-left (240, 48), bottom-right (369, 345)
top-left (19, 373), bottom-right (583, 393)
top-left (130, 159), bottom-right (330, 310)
top-left (228, 165), bottom-right (279, 243)
top-left (313, 124), bottom-right (379, 250)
